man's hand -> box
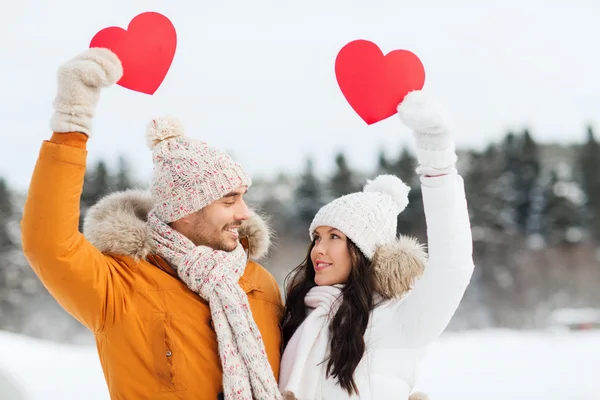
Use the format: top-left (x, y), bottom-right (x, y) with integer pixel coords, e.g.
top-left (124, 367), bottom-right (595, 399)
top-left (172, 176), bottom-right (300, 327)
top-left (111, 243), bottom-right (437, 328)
top-left (50, 48), bottom-right (123, 137)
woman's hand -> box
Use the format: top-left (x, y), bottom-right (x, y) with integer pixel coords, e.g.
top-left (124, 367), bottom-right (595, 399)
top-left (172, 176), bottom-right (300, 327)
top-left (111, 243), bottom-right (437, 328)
top-left (396, 90), bottom-right (458, 176)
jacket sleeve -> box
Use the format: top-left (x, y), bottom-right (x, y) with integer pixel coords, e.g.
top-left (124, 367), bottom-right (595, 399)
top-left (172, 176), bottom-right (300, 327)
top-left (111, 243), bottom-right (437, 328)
top-left (21, 132), bottom-right (135, 333)
top-left (389, 172), bottom-right (474, 347)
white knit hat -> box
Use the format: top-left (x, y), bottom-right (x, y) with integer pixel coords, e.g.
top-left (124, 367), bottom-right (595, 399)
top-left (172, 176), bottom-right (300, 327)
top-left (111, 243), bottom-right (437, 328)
top-left (309, 174), bottom-right (411, 260)
top-left (146, 117), bottom-right (252, 223)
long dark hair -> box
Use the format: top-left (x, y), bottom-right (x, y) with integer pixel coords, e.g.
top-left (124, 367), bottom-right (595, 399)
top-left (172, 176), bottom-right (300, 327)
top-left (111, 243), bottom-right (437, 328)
top-left (281, 238), bottom-right (375, 395)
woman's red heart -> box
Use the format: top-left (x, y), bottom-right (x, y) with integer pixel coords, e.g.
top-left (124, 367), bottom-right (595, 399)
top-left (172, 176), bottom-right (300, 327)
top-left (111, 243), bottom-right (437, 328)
top-left (90, 12), bottom-right (177, 95)
top-left (335, 40), bottom-right (425, 125)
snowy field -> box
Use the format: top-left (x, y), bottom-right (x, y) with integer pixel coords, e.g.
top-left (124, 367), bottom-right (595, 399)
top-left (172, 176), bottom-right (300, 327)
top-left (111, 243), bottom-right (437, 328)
top-left (1, 329), bottom-right (598, 400)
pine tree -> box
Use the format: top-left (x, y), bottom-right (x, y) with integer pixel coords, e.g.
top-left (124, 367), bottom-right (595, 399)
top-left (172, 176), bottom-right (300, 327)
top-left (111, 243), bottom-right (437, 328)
top-left (463, 142), bottom-right (511, 232)
top-left (376, 149), bottom-right (391, 174)
top-left (93, 160), bottom-right (112, 197)
top-left (539, 165), bottom-right (586, 246)
top-left (516, 129), bottom-right (541, 233)
top-left (390, 147), bottom-right (418, 185)
top-left (80, 160), bottom-right (115, 230)
top-left (294, 158), bottom-right (325, 233)
top-left (81, 160), bottom-right (113, 205)
top-left (491, 132), bottom-right (521, 233)
top-left (579, 125), bottom-right (600, 242)
top-left (115, 155), bottom-right (135, 191)
top-left (0, 178), bottom-right (12, 249)
top-left (0, 178), bottom-right (18, 330)
top-left (329, 152), bottom-right (358, 199)
top-left (477, 131), bottom-right (540, 235)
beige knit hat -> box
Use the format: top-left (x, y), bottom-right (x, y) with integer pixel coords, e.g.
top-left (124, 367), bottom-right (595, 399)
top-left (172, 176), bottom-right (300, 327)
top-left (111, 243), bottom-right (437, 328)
top-left (309, 174), bottom-right (428, 299)
top-left (146, 117), bottom-right (252, 223)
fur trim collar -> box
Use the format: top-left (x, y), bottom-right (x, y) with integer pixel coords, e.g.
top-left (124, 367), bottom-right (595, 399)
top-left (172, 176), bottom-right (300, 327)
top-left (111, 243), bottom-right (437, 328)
top-left (372, 236), bottom-right (428, 299)
top-left (409, 392), bottom-right (430, 400)
top-left (83, 189), bottom-right (272, 262)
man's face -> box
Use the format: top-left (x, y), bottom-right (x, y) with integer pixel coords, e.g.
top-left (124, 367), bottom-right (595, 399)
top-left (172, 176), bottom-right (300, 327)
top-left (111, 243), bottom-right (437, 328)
top-left (179, 186), bottom-right (250, 251)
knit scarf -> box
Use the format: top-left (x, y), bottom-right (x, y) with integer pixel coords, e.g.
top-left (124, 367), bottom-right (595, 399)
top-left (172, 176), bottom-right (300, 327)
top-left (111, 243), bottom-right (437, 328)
top-left (147, 211), bottom-right (281, 400)
top-left (278, 285), bottom-right (344, 400)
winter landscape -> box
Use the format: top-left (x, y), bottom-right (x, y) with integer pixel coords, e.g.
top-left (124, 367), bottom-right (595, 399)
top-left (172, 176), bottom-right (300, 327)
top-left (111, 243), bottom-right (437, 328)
top-left (2, 1), bottom-right (600, 399)
top-left (1, 329), bottom-right (599, 400)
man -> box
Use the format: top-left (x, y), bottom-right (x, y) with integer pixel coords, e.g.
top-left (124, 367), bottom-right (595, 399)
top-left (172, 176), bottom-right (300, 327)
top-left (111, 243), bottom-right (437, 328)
top-left (21, 48), bottom-right (283, 400)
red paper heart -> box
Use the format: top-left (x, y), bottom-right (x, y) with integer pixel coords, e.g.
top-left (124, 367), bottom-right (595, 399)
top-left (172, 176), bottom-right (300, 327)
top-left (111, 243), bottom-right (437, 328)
top-left (335, 40), bottom-right (425, 125)
top-left (89, 12), bottom-right (177, 95)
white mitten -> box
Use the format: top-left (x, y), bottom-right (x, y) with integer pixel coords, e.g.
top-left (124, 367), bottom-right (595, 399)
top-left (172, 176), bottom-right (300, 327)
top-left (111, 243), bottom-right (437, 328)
top-left (50, 48), bottom-right (123, 137)
top-left (397, 90), bottom-right (458, 176)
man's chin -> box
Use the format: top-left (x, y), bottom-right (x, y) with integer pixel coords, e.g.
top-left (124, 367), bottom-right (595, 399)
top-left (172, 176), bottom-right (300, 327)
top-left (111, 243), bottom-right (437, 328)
top-left (219, 238), bottom-right (239, 253)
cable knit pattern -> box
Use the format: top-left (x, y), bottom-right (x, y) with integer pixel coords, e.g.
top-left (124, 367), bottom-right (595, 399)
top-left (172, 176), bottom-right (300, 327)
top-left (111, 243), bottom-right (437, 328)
top-left (147, 117), bottom-right (252, 224)
top-left (147, 211), bottom-right (281, 400)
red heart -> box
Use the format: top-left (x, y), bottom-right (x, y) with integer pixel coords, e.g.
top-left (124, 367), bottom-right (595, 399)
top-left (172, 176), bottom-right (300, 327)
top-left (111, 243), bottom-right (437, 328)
top-left (335, 40), bottom-right (425, 125)
top-left (89, 12), bottom-right (177, 95)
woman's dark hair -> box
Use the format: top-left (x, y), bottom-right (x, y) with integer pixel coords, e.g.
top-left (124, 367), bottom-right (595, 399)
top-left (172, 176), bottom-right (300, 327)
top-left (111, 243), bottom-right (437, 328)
top-left (281, 238), bottom-right (375, 395)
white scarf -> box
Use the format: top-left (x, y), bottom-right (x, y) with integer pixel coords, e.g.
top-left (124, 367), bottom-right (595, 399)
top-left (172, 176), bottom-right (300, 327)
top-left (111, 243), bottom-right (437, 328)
top-left (147, 211), bottom-right (281, 400)
top-left (279, 285), bottom-right (344, 400)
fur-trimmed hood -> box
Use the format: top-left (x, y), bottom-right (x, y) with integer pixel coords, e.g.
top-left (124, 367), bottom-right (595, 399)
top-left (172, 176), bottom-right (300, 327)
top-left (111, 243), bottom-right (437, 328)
top-left (372, 235), bottom-right (428, 300)
top-left (82, 189), bottom-right (272, 262)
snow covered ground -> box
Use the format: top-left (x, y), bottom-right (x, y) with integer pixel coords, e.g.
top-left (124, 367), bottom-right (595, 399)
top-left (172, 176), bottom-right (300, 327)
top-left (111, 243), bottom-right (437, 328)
top-left (1, 329), bottom-right (598, 399)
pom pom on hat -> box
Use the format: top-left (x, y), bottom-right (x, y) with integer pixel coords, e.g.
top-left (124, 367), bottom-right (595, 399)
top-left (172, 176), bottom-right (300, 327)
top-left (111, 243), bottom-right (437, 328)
top-left (364, 174), bottom-right (410, 212)
top-left (146, 116), bottom-right (185, 150)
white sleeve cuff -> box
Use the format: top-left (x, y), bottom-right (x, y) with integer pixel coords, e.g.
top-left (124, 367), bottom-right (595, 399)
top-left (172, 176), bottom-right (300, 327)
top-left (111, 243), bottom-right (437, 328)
top-left (416, 146), bottom-right (457, 170)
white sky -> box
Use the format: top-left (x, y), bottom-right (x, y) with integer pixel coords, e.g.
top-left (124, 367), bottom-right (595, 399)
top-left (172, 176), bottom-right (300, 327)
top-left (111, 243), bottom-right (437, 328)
top-left (2, 0), bottom-right (600, 191)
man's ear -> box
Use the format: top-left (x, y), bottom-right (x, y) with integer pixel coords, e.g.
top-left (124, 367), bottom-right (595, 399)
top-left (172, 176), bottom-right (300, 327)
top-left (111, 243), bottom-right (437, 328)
top-left (170, 213), bottom-right (194, 230)
top-left (178, 215), bottom-right (191, 225)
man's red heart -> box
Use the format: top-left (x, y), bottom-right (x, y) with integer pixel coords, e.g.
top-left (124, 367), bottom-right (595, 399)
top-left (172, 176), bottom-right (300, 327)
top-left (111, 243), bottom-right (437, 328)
top-left (335, 40), bottom-right (425, 125)
top-left (89, 12), bottom-right (177, 95)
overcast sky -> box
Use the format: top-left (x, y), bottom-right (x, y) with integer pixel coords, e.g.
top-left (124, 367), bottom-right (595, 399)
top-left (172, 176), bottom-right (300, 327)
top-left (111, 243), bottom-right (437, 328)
top-left (2, 0), bottom-right (599, 191)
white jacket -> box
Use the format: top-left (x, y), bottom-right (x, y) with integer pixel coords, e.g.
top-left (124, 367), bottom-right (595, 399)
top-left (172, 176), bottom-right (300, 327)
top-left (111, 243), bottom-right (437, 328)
top-left (281, 172), bottom-right (475, 399)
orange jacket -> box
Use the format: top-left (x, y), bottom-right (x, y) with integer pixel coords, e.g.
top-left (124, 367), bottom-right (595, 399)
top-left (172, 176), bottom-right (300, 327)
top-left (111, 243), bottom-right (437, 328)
top-left (21, 132), bottom-right (283, 399)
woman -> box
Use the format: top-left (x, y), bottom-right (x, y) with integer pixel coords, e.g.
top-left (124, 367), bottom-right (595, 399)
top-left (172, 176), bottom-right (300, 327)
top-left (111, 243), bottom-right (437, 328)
top-left (278, 90), bottom-right (475, 399)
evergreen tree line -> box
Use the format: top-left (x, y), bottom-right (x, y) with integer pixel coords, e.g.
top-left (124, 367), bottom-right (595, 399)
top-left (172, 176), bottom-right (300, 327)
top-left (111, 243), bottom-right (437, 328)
top-left (260, 125), bottom-right (600, 328)
top-left (0, 128), bottom-right (599, 341)
top-left (289, 127), bottom-right (600, 246)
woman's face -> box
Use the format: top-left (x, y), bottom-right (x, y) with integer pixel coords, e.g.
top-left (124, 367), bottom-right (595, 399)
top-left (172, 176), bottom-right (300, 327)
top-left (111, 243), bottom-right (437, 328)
top-left (310, 226), bottom-right (353, 286)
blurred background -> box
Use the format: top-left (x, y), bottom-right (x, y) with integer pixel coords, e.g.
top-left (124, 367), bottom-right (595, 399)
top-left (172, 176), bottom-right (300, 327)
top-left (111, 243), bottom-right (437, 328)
top-left (1, 0), bottom-right (599, 399)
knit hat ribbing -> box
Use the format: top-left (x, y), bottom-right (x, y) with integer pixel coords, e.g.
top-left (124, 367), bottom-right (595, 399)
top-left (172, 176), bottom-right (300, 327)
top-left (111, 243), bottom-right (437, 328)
top-left (147, 117), bottom-right (252, 223)
top-left (309, 174), bottom-right (410, 260)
